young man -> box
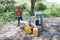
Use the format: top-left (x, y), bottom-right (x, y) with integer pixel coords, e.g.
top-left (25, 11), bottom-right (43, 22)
top-left (16, 8), bottom-right (23, 26)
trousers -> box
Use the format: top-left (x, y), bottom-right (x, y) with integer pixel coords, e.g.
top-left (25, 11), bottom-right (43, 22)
top-left (18, 16), bottom-right (23, 26)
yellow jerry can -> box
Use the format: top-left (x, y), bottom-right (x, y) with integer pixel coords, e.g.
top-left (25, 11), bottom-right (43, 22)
top-left (33, 27), bottom-right (38, 37)
top-left (24, 25), bottom-right (32, 35)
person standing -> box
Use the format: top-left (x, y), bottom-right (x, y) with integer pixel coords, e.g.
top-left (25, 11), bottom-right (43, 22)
top-left (16, 8), bottom-right (23, 26)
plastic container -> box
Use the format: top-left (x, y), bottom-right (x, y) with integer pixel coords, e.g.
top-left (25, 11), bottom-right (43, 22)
top-left (24, 25), bottom-right (32, 35)
top-left (35, 19), bottom-right (39, 25)
top-left (33, 27), bottom-right (38, 37)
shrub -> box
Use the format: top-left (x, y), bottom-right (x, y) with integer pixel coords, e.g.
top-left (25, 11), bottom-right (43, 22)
top-left (51, 9), bottom-right (60, 17)
top-left (43, 9), bottom-right (60, 17)
top-left (35, 2), bottom-right (47, 11)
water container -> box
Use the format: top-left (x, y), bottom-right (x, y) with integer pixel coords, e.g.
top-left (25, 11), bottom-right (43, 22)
top-left (33, 27), bottom-right (38, 37)
top-left (35, 19), bottom-right (39, 25)
top-left (24, 25), bottom-right (32, 35)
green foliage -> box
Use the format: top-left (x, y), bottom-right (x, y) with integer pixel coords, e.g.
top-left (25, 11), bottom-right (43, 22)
top-left (35, 2), bottom-right (47, 11)
top-left (51, 9), bottom-right (60, 17)
top-left (43, 9), bottom-right (60, 17)
top-left (43, 2), bottom-right (60, 17)
top-left (0, 0), bottom-right (16, 12)
top-left (19, 3), bottom-right (31, 11)
top-left (43, 10), bottom-right (51, 17)
top-left (0, 12), bottom-right (17, 24)
top-left (22, 11), bottom-right (29, 20)
top-left (0, 0), bottom-right (17, 25)
top-left (20, 3), bottom-right (26, 11)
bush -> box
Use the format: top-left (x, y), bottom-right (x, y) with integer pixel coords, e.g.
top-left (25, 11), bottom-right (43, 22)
top-left (43, 9), bottom-right (60, 17)
top-left (51, 9), bottom-right (60, 17)
top-left (19, 3), bottom-right (27, 11)
top-left (0, 12), bottom-right (17, 24)
top-left (22, 11), bottom-right (29, 20)
top-left (19, 3), bottom-right (31, 12)
top-left (35, 2), bottom-right (47, 11)
top-left (0, 0), bottom-right (16, 12)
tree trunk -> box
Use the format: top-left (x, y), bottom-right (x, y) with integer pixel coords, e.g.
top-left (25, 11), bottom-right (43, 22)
top-left (31, 0), bottom-right (36, 16)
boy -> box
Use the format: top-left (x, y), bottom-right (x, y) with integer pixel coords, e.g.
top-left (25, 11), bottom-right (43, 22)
top-left (16, 8), bottom-right (23, 26)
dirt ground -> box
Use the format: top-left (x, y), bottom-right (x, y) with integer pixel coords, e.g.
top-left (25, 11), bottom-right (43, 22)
top-left (0, 17), bottom-right (60, 40)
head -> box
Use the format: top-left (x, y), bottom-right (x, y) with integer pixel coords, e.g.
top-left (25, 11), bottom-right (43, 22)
top-left (17, 7), bottom-right (22, 10)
